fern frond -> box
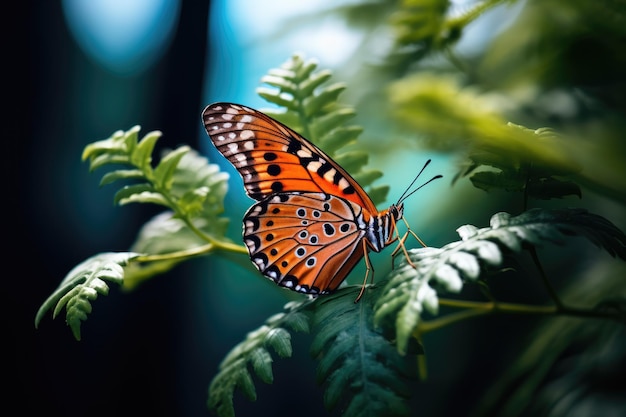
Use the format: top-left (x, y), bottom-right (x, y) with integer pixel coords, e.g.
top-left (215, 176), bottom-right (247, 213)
top-left (82, 126), bottom-right (229, 218)
top-left (208, 300), bottom-right (313, 417)
top-left (375, 208), bottom-right (626, 353)
top-left (311, 287), bottom-right (417, 417)
top-left (35, 252), bottom-right (140, 341)
top-left (256, 53), bottom-right (389, 206)
top-left (37, 137), bottom-right (232, 335)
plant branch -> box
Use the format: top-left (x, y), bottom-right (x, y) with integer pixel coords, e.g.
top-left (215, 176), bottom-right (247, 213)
top-left (417, 297), bottom-right (621, 335)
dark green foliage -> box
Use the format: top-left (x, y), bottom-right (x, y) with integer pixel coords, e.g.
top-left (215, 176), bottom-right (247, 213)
top-left (35, 252), bottom-right (140, 340)
top-left (208, 300), bottom-right (313, 417)
top-left (311, 287), bottom-right (417, 417)
top-left (375, 209), bottom-right (626, 354)
top-left (36, 127), bottom-right (230, 339)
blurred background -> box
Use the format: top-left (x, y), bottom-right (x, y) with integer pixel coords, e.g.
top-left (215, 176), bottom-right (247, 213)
top-left (10, 0), bottom-right (625, 416)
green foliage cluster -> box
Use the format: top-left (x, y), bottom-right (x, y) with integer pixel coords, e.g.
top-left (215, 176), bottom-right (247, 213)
top-left (36, 1), bottom-right (626, 416)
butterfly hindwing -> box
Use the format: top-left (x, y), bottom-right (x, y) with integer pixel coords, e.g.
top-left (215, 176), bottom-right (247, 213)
top-left (243, 192), bottom-right (367, 294)
top-left (202, 102), bottom-right (378, 213)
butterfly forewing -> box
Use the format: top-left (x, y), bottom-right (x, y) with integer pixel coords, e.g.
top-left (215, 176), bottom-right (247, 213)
top-left (202, 103), bottom-right (378, 213)
top-left (243, 192), bottom-right (367, 294)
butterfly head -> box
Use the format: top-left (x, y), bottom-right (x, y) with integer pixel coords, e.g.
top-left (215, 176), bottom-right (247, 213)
top-left (390, 203), bottom-right (404, 222)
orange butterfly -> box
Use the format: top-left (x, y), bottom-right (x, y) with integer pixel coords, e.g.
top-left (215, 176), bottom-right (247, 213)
top-left (203, 103), bottom-right (430, 300)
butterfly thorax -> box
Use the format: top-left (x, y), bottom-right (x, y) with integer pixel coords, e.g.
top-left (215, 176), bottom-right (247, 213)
top-left (364, 202), bottom-right (404, 253)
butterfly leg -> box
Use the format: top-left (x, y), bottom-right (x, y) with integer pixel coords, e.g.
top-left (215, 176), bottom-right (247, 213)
top-left (390, 230), bottom-right (411, 268)
top-left (354, 239), bottom-right (374, 303)
top-left (390, 217), bottom-right (428, 270)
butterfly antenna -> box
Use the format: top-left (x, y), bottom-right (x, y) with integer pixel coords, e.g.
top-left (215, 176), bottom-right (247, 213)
top-left (399, 174), bottom-right (443, 204)
top-left (397, 159), bottom-right (432, 203)
top-left (397, 160), bottom-right (443, 205)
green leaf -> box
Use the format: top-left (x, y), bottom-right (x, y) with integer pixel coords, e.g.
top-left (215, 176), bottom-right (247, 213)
top-left (82, 125), bottom-right (140, 162)
top-left (311, 286), bottom-right (416, 417)
top-left (310, 108), bottom-right (356, 139)
top-left (35, 252), bottom-right (140, 340)
top-left (207, 299), bottom-right (313, 417)
top-left (153, 145), bottom-right (191, 191)
top-left (318, 125), bottom-right (362, 155)
top-left (131, 130), bottom-right (161, 170)
top-left (113, 183), bottom-right (156, 204)
top-left (99, 169), bottom-right (145, 186)
top-left (89, 153), bottom-right (132, 172)
top-left (333, 151), bottom-right (368, 174)
top-left (375, 208), bottom-right (626, 354)
top-left (299, 69), bottom-right (332, 97)
top-left (259, 75), bottom-right (297, 95)
top-left (303, 83), bottom-right (346, 116)
top-left (256, 87), bottom-right (295, 109)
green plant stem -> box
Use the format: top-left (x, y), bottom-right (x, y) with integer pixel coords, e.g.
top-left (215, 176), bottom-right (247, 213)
top-left (135, 241), bottom-right (248, 264)
top-left (417, 298), bottom-right (619, 335)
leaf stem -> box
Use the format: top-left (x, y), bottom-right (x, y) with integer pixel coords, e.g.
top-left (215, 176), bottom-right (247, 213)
top-left (417, 297), bottom-right (620, 334)
top-left (134, 240), bottom-right (247, 264)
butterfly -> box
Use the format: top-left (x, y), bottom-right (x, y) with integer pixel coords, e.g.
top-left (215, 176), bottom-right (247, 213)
top-left (202, 103), bottom-right (435, 300)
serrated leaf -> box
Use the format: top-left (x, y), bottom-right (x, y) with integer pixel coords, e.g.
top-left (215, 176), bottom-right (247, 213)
top-left (82, 125), bottom-right (140, 161)
top-left (318, 125), bottom-right (362, 154)
top-left (311, 286), bottom-right (417, 417)
top-left (89, 153), bottom-right (132, 172)
top-left (375, 208), bottom-right (626, 354)
top-left (366, 185), bottom-right (390, 207)
top-left (113, 183), bottom-right (155, 204)
top-left (259, 75), bottom-right (297, 94)
top-left (265, 327), bottom-right (292, 358)
top-left (99, 169), bottom-right (145, 186)
top-left (207, 299), bottom-right (312, 416)
top-left (256, 88), bottom-right (295, 108)
top-left (311, 108), bottom-right (356, 139)
top-left (118, 192), bottom-right (170, 207)
top-left (131, 130), bottom-right (161, 169)
top-left (334, 151), bottom-right (368, 174)
top-left (250, 348), bottom-right (273, 384)
top-left (299, 69), bottom-right (332, 97)
top-left (35, 252), bottom-right (140, 340)
top-left (353, 169), bottom-right (384, 188)
top-left (153, 146), bottom-right (190, 191)
top-left (303, 83), bottom-right (346, 116)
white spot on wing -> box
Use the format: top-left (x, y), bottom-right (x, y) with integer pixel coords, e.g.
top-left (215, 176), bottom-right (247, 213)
top-left (241, 130), bottom-right (255, 139)
top-left (307, 160), bottom-right (322, 172)
top-left (323, 167), bottom-right (337, 182)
